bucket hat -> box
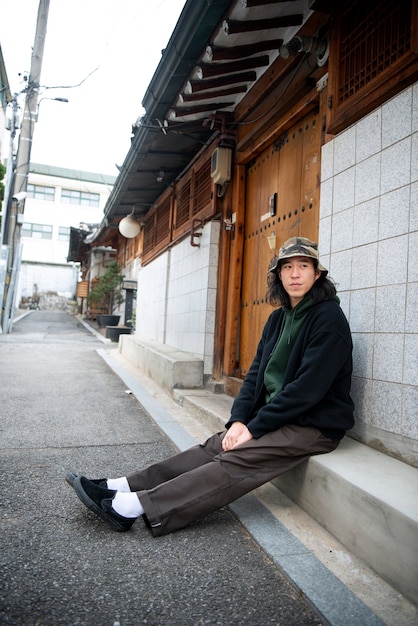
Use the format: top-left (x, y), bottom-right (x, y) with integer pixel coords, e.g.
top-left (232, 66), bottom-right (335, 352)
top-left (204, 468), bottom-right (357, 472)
top-left (269, 237), bottom-right (328, 274)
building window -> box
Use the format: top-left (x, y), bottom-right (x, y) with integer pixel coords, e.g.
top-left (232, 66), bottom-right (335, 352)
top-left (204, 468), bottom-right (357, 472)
top-left (193, 159), bottom-right (212, 215)
top-left (328, 0), bottom-right (418, 133)
top-left (27, 183), bottom-right (55, 201)
top-left (58, 226), bottom-right (70, 241)
top-left (22, 223), bottom-right (53, 239)
top-left (172, 156), bottom-right (213, 240)
top-left (174, 179), bottom-right (192, 230)
top-left (143, 194), bottom-right (172, 261)
top-left (61, 188), bottom-right (100, 207)
top-left (142, 155), bottom-right (214, 266)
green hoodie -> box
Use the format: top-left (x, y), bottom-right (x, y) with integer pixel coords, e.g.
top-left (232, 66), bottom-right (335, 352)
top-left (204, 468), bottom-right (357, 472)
top-left (264, 297), bottom-right (315, 403)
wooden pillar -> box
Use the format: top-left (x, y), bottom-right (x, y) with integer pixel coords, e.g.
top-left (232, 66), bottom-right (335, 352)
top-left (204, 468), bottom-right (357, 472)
top-left (222, 164), bottom-right (246, 383)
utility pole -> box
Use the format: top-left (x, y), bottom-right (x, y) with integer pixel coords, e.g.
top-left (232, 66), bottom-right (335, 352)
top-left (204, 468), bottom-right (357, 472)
top-left (0, 94), bottom-right (19, 324)
top-left (1, 0), bottom-right (50, 333)
top-left (0, 94), bottom-right (19, 250)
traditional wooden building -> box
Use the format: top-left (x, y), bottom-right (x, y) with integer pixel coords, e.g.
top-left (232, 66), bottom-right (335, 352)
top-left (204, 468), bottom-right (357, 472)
top-left (70, 0), bottom-right (417, 473)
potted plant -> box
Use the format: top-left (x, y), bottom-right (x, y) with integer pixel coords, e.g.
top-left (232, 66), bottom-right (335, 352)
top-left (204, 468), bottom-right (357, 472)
top-left (87, 261), bottom-right (125, 327)
top-left (105, 324), bottom-right (132, 342)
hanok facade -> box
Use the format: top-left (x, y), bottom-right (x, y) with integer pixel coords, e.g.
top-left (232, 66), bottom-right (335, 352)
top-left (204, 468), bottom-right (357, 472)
top-left (70, 0), bottom-right (418, 469)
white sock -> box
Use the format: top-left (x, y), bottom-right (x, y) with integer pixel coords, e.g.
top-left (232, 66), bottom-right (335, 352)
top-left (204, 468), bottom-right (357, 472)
top-left (112, 491), bottom-right (144, 518)
top-left (106, 477), bottom-right (131, 492)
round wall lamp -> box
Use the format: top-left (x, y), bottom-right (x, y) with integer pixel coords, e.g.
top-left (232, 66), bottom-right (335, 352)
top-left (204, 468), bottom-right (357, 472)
top-left (118, 210), bottom-right (141, 238)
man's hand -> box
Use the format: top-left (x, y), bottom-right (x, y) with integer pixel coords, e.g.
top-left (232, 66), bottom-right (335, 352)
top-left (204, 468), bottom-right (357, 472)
top-left (222, 422), bottom-right (253, 451)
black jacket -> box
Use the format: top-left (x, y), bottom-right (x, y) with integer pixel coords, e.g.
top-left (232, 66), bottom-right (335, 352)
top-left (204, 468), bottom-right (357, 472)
top-left (226, 299), bottom-right (354, 441)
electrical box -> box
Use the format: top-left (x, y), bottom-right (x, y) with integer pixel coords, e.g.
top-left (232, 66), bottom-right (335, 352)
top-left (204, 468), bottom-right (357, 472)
top-left (211, 147), bottom-right (232, 184)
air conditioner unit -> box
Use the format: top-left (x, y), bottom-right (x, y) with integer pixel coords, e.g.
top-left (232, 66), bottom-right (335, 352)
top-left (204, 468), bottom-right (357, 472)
top-left (211, 147), bottom-right (232, 184)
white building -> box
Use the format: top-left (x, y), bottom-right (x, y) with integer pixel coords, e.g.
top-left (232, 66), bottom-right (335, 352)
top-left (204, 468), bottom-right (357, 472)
top-left (17, 163), bottom-right (115, 305)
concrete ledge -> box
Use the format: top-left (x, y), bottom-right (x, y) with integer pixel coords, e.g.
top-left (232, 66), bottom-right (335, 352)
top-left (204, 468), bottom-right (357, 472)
top-left (173, 388), bottom-right (418, 606)
top-left (274, 438), bottom-right (418, 607)
top-left (119, 334), bottom-right (203, 391)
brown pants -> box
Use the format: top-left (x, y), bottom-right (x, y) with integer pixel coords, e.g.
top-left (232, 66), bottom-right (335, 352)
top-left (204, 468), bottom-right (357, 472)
top-left (127, 425), bottom-right (339, 536)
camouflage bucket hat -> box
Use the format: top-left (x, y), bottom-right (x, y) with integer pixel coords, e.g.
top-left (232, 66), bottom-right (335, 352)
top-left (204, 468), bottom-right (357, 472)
top-left (269, 237), bottom-right (328, 274)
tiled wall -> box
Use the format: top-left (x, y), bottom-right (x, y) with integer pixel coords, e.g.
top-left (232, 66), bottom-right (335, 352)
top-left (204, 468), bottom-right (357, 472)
top-left (135, 252), bottom-right (169, 344)
top-left (136, 221), bottom-right (220, 375)
top-left (319, 84), bottom-right (418, 464)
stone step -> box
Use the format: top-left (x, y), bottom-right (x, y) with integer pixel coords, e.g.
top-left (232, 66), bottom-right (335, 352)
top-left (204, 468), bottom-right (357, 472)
top-left (120, 334), bottom-right (203, 391)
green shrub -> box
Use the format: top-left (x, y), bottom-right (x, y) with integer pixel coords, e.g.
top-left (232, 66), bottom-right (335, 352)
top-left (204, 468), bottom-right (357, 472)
top-left (87, 261), bottom-right (124, 314)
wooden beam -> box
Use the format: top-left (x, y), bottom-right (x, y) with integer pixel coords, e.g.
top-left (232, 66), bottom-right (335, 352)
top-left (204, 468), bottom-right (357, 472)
top-left (171, 101), bottom-right (234, 116)
top-left (212, 188), bottom-right (232, 381)
top-left (234, 11), bottom-right (328, 122)
top-left (242, 0), bottom-right (291, 6)
top-left (236, 83), bottom-right (320, 163)
top-left (222, 164), bottom-right (246, 379)
top-left (223, 15), bottom-right (303, 35)
top-left (180, 84), bottom-right (247, 103)
top-left (206, 40), bottom-right (282, 62)
top-left (308, 0), bottom-right (331, 14)
top-left (187, 71), bottom-right (257, 93)
top-left (197, 55), bottom-right (270, 79)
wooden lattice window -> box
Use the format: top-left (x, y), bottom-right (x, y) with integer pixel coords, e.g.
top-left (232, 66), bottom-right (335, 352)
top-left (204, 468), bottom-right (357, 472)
top-left (155, 195), bottom-right (172, 245)
top-left (172, 157), bottom-right (214, 240)
top-left (175, 179), bottom-right (192, 230)
top-left (328, 0), bottom-right (418, 134)
top-left (125, 237), bottom-right (137, 264)
top-left (142, 152), bottom-right (216, 264)
top-left (142, 208), bottom-right (156, 258)
top-left (142, 193), bottom-right (172, 265)
top-left (193, 159), bottom-right (212, 215)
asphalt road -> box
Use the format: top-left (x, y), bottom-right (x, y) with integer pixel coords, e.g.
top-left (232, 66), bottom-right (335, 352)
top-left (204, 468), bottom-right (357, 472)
top-left (0, 311), bottom-right (323, 626)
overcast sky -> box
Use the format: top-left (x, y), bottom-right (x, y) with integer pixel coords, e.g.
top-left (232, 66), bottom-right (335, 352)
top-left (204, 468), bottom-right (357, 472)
top-left (0, 0), bottom-right (186, 176)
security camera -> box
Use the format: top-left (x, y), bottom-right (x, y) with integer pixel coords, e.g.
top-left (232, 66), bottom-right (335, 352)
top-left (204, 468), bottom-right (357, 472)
top-left (12, 192), bottom-right (27, 203)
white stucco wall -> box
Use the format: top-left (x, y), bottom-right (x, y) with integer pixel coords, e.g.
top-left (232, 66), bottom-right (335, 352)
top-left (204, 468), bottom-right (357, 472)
top-left (135, 251), bottom-right (169, 343)
top-left (319, 83), bottom-right (418, 464)
top-left (19, 261), bottom-right (78, 300)
top-left (135, 221), bottom-right (220, 375)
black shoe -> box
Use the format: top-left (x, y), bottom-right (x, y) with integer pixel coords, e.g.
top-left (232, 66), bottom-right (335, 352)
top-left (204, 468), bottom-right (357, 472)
top-left (72, 476), bottom-right (136, 532)
top-left (65, 471), bottom-right (107, 489)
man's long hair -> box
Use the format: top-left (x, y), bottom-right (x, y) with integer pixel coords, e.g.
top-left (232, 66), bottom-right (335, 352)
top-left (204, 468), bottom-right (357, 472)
top-left (267, 258), bottom-right (337, 309)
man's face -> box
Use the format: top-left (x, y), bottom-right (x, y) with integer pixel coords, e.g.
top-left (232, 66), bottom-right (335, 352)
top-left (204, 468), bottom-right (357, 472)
top-left (278, 256), bottom-right (321, 307)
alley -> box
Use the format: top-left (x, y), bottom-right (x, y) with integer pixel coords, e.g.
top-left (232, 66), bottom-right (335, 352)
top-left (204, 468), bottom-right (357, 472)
top-left (0, 311), bottom-right (322, 626)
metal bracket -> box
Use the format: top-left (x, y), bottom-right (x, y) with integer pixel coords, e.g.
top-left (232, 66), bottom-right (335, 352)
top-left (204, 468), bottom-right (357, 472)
top-left (190, 218), bottom-right (204, 247)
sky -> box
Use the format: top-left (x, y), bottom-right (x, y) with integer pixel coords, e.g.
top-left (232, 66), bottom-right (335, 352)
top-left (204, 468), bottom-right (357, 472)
top-left (0, 0), bottom-right (186, 176)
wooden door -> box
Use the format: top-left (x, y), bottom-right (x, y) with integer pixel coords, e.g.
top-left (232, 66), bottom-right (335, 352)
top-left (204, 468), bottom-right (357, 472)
top-left (238, 110), bottom-right (321, 376)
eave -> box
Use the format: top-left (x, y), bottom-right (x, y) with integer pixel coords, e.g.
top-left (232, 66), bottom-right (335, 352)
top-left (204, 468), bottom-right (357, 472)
top-left (96, 0), bottom-right (328, 240)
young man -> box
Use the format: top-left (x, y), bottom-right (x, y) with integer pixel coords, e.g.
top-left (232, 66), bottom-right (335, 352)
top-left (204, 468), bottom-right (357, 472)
top-left (66, 236), bottom-right (354, 536)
